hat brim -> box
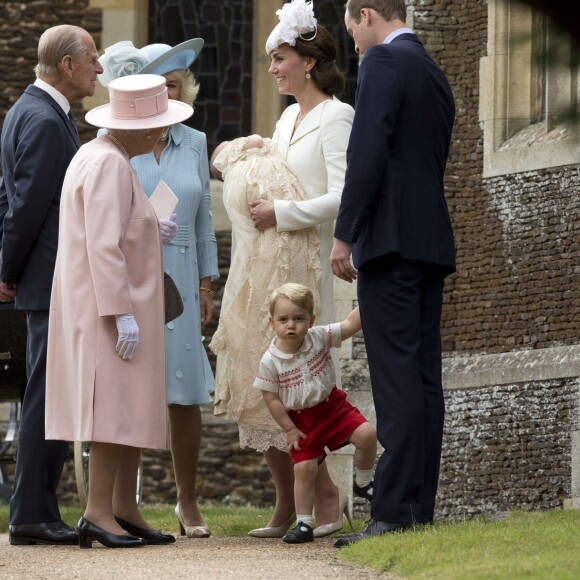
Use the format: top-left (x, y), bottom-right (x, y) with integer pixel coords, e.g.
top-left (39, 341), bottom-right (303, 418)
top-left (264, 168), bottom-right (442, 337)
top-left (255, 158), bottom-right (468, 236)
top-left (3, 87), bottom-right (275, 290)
top-left (139, 38), bottom-right (204, 75)
top-left (85, 100), bottom-right (193, 130)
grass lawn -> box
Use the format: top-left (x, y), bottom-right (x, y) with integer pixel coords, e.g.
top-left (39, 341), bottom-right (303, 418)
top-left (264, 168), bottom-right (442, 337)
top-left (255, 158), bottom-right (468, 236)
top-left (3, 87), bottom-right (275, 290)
top-left (1, 504), bottom-right (579, 578)
top-left (340, 510), bottom-right (580, 579)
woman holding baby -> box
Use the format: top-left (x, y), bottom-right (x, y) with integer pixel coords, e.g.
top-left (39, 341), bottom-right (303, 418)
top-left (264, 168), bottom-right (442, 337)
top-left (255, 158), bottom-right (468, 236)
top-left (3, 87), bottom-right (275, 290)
top-left (211, 0), bottom-right (354, 538)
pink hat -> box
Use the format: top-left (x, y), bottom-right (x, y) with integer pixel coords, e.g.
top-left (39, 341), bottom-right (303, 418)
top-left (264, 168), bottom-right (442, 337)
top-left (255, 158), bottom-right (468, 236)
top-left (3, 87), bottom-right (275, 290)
top-left (85, 74), bottom-right (193, 130)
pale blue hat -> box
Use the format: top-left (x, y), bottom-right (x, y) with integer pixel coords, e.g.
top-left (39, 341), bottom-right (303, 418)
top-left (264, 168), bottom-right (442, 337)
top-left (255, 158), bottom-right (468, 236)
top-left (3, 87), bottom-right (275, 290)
top-left (140, 38), bottom-right (204, 75)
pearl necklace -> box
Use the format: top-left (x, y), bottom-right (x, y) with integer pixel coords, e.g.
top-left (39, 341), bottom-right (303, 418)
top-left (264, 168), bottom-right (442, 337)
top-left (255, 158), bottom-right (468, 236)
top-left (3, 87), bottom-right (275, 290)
top-left (107, 133), bottom-right (130, 159)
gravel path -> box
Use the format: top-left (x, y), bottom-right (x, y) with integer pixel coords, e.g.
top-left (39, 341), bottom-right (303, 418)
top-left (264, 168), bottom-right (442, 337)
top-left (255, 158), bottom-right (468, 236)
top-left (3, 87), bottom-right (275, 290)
top-left (0, 534), bottom-right (393, 579)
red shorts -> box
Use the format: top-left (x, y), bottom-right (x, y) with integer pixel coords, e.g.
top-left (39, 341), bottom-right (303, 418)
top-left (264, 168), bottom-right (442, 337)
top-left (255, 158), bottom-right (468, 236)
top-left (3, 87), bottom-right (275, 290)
top-left (288, 387), bottom-right (368, 464)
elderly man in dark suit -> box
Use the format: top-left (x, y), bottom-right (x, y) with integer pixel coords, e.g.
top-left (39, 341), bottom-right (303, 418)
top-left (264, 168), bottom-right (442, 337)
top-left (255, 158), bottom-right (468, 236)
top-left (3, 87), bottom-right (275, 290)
top-left (0, 24), bottom-right (103, 545)
top-left (331, 0), bottom-right (455, 545)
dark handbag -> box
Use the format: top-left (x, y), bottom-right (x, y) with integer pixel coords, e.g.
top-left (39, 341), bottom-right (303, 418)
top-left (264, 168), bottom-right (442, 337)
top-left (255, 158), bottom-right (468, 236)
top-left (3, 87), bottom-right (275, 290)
top-left (164, 272), bottom-right (184, 323)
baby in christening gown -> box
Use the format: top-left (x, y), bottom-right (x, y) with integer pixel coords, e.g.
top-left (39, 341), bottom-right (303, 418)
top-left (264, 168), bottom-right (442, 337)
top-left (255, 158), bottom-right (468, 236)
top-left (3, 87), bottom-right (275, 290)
top-left (210, 135), bottom-right (321, 452)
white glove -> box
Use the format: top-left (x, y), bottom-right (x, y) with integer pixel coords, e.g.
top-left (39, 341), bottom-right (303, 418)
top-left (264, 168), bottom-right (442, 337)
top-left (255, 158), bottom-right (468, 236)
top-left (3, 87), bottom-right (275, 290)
top-left (159, 213), bottom-right (178, 244)
top-left (115, 313), bottom-right (139, 360)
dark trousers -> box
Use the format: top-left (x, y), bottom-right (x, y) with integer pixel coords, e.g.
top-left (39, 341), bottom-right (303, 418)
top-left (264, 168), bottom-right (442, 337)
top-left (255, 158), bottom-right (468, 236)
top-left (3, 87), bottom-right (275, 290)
top-left (358, 256), bottom-right (445, 524)
top-left (10, 310), bottom-right (69, 525)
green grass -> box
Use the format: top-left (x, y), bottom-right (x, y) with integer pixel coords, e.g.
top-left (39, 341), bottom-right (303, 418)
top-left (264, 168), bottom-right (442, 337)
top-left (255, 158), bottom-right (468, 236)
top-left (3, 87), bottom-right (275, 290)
top-left (1, 504), bottom-right (579, 578)
top-left (339, 510), bottom-right (580, 579)
top-left (0, 503), bottom-right (272, 537)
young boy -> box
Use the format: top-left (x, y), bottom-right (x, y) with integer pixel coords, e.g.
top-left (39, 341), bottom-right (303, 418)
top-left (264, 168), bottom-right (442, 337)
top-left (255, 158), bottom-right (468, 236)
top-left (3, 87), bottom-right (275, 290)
top-left (254, 283), bottom-right (377, 543)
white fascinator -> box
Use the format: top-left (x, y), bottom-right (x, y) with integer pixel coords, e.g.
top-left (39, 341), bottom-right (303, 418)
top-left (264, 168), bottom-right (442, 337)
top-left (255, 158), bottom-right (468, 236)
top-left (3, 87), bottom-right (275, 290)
top-left (97, 41), bottom-right (151, 88)
top-left (265, 0), bottom-right (318, 54)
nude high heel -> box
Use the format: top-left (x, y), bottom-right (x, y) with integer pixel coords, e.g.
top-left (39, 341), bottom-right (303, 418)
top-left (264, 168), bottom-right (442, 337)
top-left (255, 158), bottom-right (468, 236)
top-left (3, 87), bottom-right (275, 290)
top-left (175, 503), bottom-right (211, 538)
top-left (313, 490), bottom-right (353, 538)
top-left (248, 513), bottom-right (296, 538)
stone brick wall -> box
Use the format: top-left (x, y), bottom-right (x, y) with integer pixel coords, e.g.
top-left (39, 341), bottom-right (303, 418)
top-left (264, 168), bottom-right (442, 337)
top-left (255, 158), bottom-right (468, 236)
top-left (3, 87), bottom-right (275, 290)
top-left (413, 0), bottom-right (579, 354)
top-left (439, 378), bottom-right (579, 520)
top-left (0, 1), bottom-right (102, 144)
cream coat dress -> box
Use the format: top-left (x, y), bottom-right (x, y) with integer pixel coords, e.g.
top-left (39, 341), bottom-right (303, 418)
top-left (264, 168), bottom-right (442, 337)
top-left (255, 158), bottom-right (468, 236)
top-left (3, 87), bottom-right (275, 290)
top-left (45, 137), bottom-right (167, 450)
top-left (273, 97), bottom-right (354, 326)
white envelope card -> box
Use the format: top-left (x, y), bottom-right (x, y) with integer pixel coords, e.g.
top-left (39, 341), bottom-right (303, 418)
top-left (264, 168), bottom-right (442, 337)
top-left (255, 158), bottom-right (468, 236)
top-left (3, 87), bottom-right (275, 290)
top-left (149, 179), bottom-right (178, 219)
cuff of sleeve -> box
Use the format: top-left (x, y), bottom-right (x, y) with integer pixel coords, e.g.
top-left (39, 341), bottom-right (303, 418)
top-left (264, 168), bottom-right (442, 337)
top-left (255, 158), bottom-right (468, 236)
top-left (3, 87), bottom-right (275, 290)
top-left (197, 240), bottom-right (219, 281)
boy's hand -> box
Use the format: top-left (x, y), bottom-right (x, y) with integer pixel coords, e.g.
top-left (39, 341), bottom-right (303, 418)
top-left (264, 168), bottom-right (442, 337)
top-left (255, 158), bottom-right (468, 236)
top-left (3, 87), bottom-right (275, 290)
top-left (285, 427), bottom-right (306, 453)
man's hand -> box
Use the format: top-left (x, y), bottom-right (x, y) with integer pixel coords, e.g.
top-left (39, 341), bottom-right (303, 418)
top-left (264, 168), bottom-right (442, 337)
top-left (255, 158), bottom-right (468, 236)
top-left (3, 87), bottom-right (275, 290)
top-left (249, 199), bottom-right (276, 231)
top-left (330, 239), bottom-right (357, 282)
top-left (0, 281), bottom-right (17, 302)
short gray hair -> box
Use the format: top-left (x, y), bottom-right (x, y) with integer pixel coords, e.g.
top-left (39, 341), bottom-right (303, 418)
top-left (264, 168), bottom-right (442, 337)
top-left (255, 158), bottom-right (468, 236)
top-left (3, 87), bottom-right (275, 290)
top-left (34, 25), bottom-right (90, 77)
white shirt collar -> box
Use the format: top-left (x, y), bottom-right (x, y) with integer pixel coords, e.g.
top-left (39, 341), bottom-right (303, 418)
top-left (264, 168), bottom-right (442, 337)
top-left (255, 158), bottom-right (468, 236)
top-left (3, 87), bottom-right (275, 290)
top-left (34, 78), bottom-right (70, 115)
top-left (383, 27), bottom-right (414, 44)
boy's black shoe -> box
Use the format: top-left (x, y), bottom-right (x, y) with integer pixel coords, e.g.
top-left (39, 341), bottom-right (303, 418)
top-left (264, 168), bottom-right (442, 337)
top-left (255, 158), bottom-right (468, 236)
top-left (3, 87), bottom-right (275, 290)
top-left (282, 521), bottom-right (314, 544)
top-left (353, 480), bottom-right (373, 502)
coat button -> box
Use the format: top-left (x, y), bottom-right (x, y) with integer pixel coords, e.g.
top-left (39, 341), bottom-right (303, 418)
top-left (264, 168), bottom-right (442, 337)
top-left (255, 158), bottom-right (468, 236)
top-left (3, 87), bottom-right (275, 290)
top-left (176, 370), bottom-right (183, 379)
top-left (180, 247), bottom-right (185, 254)
top-left (167, 321), bottom-right (175, 330)
top-left (185, 344), bottom-right (191, 350)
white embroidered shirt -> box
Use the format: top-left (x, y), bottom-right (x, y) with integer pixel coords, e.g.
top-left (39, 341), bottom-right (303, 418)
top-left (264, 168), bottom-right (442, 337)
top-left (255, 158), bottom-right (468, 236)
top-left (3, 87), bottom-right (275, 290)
top-left (253, 323), bottom-right (342, 411)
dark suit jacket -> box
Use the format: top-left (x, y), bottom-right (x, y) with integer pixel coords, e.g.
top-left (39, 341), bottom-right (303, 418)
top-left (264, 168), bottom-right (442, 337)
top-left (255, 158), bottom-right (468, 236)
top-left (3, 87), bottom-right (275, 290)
top-left (334, 34), bottom-right (456, 274)
top-left (0, 85), bottom-right (80, 310)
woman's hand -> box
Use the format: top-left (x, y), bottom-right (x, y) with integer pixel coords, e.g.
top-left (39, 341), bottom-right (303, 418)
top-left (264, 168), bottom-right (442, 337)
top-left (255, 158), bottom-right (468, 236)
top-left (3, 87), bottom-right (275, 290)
top-left (199, 285), bottom-right (215, 326)
top-left (286, 426), bottom-right (307, 453)
top-left (159, 213), bottom-right (178, 243)
top-left (249, 199), bottom-right (276, 231)
top-left (115, 313), bottom-right (139, 360)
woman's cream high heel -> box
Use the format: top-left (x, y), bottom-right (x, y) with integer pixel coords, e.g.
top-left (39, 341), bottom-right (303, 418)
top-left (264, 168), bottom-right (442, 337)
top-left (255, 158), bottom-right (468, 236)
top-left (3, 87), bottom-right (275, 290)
top-left (248, 513), bottom-right (296, 538)
top-left (175, 503), bottom-right (211, 538)
top-left (313, 490), bottom-right (353, 538)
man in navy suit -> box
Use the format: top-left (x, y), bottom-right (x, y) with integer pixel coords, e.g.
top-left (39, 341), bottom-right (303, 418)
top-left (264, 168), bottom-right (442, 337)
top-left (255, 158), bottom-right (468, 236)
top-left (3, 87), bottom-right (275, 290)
top-left (0, 24), bottom-right (102, 545)
top-left (331, 0), bottom-right (455, 545)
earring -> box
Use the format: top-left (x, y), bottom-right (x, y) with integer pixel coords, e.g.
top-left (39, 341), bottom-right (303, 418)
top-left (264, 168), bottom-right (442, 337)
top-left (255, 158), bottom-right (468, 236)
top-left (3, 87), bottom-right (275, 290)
top-left (147, 133), bottom-right (151, 140)
top-left (306, 72), bottom-right (311, 80)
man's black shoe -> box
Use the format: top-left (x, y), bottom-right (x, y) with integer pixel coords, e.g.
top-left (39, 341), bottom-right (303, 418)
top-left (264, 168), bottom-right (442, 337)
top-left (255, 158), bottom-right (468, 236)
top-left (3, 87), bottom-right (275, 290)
top-left (353, 480), bottom-right (373, 502)
top-left (9, 521), bottom-right (79, 545)
top-left (282, 521), bottom-right (314, 544)
top-left (333, 519), bottom-right (411, 547)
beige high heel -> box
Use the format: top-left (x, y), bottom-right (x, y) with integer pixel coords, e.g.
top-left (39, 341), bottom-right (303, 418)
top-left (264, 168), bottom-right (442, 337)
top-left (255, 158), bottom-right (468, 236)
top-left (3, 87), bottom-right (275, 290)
top-left (248, 513), bottom-right (296, 538)
top-left (313, 490), bottom-right (353, 538)
top-left (175, 503), bottom-right (211, 538)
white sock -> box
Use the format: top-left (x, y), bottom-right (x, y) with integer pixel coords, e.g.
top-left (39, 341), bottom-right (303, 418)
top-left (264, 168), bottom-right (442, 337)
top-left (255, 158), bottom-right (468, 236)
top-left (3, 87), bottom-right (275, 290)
top-left (296, 514), bottom-right (314, 527)
top-left (355, 467), bottom-right (374, 488)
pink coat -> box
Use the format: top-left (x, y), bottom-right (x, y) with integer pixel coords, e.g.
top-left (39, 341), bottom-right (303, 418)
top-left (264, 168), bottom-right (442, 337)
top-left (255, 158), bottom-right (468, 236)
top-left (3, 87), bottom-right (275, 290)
top-left (46, 137), bottom-right (167, 449)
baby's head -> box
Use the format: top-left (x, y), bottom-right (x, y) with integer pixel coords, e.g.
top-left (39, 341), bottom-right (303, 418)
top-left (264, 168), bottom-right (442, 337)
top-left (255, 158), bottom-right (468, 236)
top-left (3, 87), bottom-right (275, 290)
top-left (269, 283), bottom-right (314, 317)
top-left (244, 134), bottom-right (264, 151)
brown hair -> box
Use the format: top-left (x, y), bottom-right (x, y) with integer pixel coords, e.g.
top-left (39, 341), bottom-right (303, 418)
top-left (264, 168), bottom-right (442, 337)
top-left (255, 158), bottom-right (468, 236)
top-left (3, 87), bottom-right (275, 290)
top-left (346, 0), bottom-right (407, 24)
top-left (269, 283), bottom-right (314, 316)
top-left (293, 24), bottom-right (345, 96)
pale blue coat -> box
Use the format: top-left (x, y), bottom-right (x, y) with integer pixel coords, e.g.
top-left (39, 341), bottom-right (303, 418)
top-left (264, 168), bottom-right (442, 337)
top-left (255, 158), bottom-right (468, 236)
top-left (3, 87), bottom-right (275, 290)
top-left (132, 124), bottom-right (218, 405)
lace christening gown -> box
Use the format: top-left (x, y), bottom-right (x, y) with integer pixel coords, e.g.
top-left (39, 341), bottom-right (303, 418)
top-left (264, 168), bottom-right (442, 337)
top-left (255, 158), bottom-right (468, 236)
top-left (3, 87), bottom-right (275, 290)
top-left (210, 137), bottom-right (321, 451)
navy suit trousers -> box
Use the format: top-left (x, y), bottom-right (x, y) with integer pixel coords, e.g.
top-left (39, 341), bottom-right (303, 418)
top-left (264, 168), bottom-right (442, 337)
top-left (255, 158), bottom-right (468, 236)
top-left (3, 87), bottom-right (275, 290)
top-left (10, 310), bottom-right (69, 524)
top-left (358, 255), bottom-right (445, 524)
